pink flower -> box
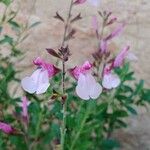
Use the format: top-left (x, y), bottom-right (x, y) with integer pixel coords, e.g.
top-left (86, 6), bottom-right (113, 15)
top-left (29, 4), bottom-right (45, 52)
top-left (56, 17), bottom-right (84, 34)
top-left (21, 57), bottom-right (60, 94)
top-left (74, 0), bottom-right (87, 4)
top-left (70, 61), bottom-right (102, 100)
top-left (0, 122), bottom-right (15, 134)
top-left (113, 46), bottom-right (130, 67)
top-left (33, 57), bottom-right (60, 77)
top-left (102, 64), bottom-right (120, 89)
top-left (69, 61), bottom-right (92, 80)
top-left (18, 96), bottom-right (30, 123)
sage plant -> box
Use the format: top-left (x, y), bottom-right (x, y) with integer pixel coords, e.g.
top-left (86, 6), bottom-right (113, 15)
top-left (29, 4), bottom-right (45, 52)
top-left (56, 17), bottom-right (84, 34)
top-left (0, 0), bottom-right (150, 150)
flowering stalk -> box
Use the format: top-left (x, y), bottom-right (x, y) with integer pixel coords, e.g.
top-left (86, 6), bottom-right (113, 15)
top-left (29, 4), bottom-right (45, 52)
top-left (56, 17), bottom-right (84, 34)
top-left (60, 0), bottom-right (74, 149)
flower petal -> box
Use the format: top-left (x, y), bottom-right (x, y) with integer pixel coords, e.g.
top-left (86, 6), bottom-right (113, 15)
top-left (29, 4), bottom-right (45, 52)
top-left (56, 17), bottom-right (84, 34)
top-left (111, 74), bottom-right (121, 88)
top-left (102, 74), bottom-right (112, 89)
top-left (76, 74), bottom-right (90, 100)
top-left (90, 83), bottom-right (102, 99)
top-left (36, 70), bottom-right (50, 94)
top-left (69, 61), bottom-right (92, 80)
top-left (102, 73), bottom-right (120, 89)
top-left (21, 77), bottom-right (37, 94)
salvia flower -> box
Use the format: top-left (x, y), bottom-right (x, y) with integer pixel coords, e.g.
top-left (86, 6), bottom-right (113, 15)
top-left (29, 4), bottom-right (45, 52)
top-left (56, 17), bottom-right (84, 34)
top-left (0, 122), bottom-right (15, 134)
top-left (102, 72), bottom-right (121, 89)
top-left (21, 57), bottom-right (60, 94)
top-left (18, 96), bottom-right (30, 124)
top-left (70, 61), bottom-right (102, 100)
top-left (102, 64), bottom-right (121, 89)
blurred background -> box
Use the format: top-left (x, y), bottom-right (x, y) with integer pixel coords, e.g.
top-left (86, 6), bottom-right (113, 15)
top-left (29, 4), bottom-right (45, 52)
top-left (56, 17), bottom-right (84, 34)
top-left (0, 0), bottom-right (150, 149)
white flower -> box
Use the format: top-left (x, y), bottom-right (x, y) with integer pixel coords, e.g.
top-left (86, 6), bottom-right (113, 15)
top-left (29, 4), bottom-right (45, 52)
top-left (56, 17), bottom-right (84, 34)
top-left (76, 73), bottom-right (102, 100)
top-left (21, 68), bottom-right (50, 94)
top-left (102, 73), bottom-right (120, 89)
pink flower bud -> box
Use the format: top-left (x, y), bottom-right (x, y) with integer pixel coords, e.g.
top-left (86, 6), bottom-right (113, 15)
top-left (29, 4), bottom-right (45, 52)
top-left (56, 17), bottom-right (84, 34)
top-left (74, 0), bottom-right (87, 4)
top-left (18, 96), bottom-right (30, 124)
top-left (0, 122), bottom-right (15, 134)
top-left (100, 40), bottom-right (107, 53)
top-left (107, 16), bottom-right (117, 26)
top-left (113, 46), bottom-right (130, 67)
top-left (92, 16), bottom-right (98, 32)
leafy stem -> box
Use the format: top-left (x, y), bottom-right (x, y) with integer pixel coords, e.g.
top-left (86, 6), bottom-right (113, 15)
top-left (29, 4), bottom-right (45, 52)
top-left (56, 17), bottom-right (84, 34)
top-left (70, 103), bottom-right (91, 150)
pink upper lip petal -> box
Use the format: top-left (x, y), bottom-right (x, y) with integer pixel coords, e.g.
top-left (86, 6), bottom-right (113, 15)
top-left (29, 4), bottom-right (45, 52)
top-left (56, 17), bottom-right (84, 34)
top-left (69, 61), bottom-right (92, 80)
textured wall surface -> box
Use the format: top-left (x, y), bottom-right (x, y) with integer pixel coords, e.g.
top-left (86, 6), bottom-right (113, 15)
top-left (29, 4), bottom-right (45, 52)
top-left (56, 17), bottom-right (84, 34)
top-left (1, 0), bottom-right (150, 149)
top-left (17, 0), bottom-right (150, 87)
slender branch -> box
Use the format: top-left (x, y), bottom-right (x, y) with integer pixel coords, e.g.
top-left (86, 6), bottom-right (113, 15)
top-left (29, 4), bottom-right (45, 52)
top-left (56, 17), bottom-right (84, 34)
top-left (60, 0), bottom-right (74, 150)
top-left (61, 0), bottom-right (74, 47)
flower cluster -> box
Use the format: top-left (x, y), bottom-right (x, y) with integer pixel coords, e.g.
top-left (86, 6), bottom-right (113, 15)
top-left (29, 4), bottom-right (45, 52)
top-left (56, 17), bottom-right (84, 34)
top-left (21, 47), bottom-right (133, 100)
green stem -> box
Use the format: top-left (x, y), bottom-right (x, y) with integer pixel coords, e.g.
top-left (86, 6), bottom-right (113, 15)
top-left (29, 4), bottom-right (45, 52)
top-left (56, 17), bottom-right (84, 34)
top-left (70, 103), bottom-right (91, 150)
top-left (60, 1), bottom-right (74, 150)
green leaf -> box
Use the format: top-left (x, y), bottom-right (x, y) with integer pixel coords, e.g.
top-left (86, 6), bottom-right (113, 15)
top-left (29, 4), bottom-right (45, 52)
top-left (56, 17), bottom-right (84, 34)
top-left (116, 119), bottom-right (127, 128)
top-left (113, 110), bottom-right (128, 118)
top-left (98, 102), bottom-right (108, 113)
top-left (29, 21), bottom-right (41, 29)
top-left (8, 20), bottom-right (20, 30)
top-left (1, 0), bottom-right (12, 6)
top-left (134, 80), bottom-right (144, 95)
top-left (0, 35), bottom-right (13, 45)
top-left (116, 95), bottom-right (128, 101)
top-left (126, 105), bottom-right (137, 115)
top-left (124, 72), bottom-right (135, 81)
top-left (101, 139), bottom-right (120, 150)
top-left (141, 89), bottom-right (150, 102)
top-left (0, 26), bottom-right (2, 34)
